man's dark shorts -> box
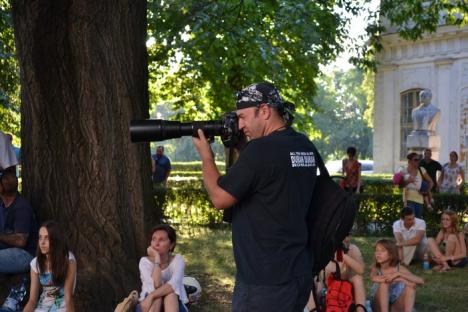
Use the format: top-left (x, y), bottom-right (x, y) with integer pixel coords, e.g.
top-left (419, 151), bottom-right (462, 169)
top-left (232, 275), bottom-right (312, 312)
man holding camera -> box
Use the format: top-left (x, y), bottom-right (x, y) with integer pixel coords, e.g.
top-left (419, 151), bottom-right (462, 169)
top-left (192, 82), bottom-right (317, 311)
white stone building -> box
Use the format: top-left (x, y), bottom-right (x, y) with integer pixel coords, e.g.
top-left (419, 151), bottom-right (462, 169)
top-left (373, 23), bottom-right (468, 173)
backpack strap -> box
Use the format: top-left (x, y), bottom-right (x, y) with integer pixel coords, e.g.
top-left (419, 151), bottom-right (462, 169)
top-left (332, 260), bottom-right (342, 280)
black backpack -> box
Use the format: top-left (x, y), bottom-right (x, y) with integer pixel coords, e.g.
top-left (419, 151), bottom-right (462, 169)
top-left (307, 146), bottom-right (358, 275)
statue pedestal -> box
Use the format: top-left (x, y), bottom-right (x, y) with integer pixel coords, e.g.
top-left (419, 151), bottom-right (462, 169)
top-left (406, 131), bottom-right (440, 159)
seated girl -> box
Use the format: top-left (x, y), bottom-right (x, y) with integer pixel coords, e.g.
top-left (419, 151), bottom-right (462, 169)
top-left (427, 210), bottom-right (467, 272)
top-left (304, 235), bottom-right (366, 312)
top-left (23, 220), bottom-right (77, 312)
top-left (370, 239), bottom-right (424, 312)
top-left (136, 224), bottom-right (188, 312)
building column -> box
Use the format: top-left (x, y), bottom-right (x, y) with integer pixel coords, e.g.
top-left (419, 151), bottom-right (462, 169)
top-left (435, 58), bottom-right (455, 163)
top-left (374, 64), bottom-right (398, 173)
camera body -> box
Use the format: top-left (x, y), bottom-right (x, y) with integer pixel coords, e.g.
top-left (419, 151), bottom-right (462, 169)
top-left (130, 112), bottom-right (244, 148)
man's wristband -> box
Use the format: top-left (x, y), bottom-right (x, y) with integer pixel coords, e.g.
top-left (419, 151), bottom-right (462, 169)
top-left (154, 261), bottom-right (160, 266)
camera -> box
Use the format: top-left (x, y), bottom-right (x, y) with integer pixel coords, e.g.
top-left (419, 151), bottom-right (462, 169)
top-left (130, 112), bottom-right (244, 148)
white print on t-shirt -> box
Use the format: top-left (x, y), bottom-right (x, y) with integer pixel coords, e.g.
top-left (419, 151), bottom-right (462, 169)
top-left (290, 151), bottom-right (315, 167)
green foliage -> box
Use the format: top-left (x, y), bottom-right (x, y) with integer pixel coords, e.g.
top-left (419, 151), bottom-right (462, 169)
top-left (147, 0), bottom-right (348, 133)
top-left (381, 0), bottom-right (467, 40)
top-left (313, 68), bottom-right (373, 159)
top-left (161, 175), bottom-right (468, 237)
top-left (354, 0), bottom-right (468, 70)
top-left (156, 185), bottom-right (224, 225)
top-left (355, 193), bottom-right (468, 236)
top-left (171, 161), bottom-right (225, 172)
top-left (0, 0), bottom-right (20, 139)
top-left (151, 136), bottom-right (228, 162)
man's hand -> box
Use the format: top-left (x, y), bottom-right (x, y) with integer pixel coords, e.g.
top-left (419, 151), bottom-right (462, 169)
top-left (0, 232), bottom-right (28, 247)
top-left (192, 129), bottom-right (214, 162)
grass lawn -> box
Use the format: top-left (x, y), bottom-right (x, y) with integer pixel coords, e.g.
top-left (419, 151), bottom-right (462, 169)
top-left (176, 225), bottom-right (468, 312)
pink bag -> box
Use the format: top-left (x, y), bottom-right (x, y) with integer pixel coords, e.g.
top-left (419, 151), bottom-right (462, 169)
top-left (392, 172), bottom-right (404, 186)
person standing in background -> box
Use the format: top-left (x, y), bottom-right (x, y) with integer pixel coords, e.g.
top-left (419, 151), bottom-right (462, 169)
top-left (0, 131), bottom-right (18, 174)
top-left (438, 151), bottom-right (464, 194)
top-left (341, 146), bottom-right (362, 194)
top-left (151, 146), bottom-right (172, 187)
top-left (400, 153), bottom-right (433, 218)
top-left (419, 148), bottom-right (441, 192)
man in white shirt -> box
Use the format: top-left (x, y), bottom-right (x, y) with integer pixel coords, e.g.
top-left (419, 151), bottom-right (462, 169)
top-left (0, 131), bottom-right (18, 172)
top-left (393, 206), bottom-right (427, 265)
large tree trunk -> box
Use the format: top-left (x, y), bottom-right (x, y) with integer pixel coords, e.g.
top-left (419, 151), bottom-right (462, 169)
top-left (12, 0), bottom-right (159, 310)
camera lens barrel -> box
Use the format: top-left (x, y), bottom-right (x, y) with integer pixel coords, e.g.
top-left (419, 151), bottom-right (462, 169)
top-left (130, 119), bottom-right (224, 142)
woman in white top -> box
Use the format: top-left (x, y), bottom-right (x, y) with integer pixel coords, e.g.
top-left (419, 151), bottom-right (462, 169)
top-left (23, 220), bottom-right (77, 312)
top-left (136, 224), bottom-right (188, 312)
top-left (438, 151), bottom-right (465, 194)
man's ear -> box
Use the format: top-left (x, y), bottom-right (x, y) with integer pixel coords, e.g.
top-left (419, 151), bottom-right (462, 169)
top-left (259, 104), bottom-right (272, 120)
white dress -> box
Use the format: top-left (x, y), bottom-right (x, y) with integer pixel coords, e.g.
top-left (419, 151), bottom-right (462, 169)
top-left (30, 252), bottom-right (76, 312)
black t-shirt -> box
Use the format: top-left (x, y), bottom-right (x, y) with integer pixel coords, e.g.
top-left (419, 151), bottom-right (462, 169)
top-left (0, 194), bottom-right (37, 255)
top-left (420, 159), bottom-right (442, 191)
top-left (218, 128), bottom-right (317, 285)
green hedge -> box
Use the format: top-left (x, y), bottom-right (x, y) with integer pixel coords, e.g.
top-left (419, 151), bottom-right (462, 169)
top-left (355, 193), bottom-right (468, 236)
top-left (155, 186), bottom-right (224, 225)
top-left (171, 161), bottom-right (225, 173)
top-left (155, 185), bottom-right (468, 236)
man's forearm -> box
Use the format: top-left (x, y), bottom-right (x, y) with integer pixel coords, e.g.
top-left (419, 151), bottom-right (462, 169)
top-left (201, 157), bottom-right (221, 201)
top-left (403, 235), bottom-right (423, 246)
top-left (0, 233), bottom-right (27, 247)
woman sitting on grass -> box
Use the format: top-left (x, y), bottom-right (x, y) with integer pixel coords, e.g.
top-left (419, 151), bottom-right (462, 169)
top-left (136, 224), bottom-right (188, 312)
top-left (370, 239), bottom-right (424, 312)
top-left (427, 210), bottom-right (467, 272)
top-left (23, 221), bottom-right (77, 312)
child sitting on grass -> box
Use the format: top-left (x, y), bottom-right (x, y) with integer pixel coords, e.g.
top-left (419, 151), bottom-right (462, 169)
top-left (370, 239), bottom-right (424, 312)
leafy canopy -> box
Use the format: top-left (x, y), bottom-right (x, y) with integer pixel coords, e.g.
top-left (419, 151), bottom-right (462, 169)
top-left (147, 0), bottom-right (348, 132)
top-left (1, 0), bottom-right (466, 141)
top-left (313, 68), bottom-right (373, 160)
top-left (0, 0), bottom-right (19, 140)
top-left (353, 0), bottom-right (468, 69)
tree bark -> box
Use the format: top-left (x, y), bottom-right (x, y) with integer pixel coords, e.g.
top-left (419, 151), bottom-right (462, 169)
top-left (12, 0), bottom-right (159, 309)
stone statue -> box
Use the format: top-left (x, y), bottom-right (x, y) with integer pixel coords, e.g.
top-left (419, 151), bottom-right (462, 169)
top-left (411, 89), bottom-right (440, 134)
top-left (406, 88), bottom-right (441, 159)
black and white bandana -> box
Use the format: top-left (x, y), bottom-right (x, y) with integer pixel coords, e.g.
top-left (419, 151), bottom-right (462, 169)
top-left (236, 82), bottom-right (284, 110)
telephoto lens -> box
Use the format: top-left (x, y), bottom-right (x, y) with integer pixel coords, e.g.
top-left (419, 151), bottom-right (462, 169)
top-left (130, 119), bottom-right (224, 143)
